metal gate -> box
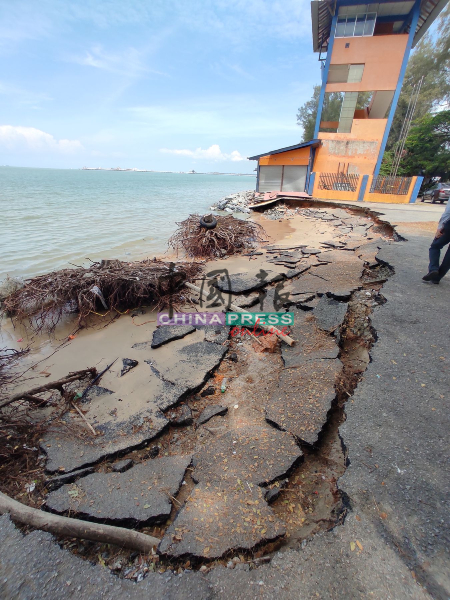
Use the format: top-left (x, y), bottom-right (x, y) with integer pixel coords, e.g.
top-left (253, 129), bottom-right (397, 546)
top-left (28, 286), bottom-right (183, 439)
top-left (259, 165), bottom-right (307, 193)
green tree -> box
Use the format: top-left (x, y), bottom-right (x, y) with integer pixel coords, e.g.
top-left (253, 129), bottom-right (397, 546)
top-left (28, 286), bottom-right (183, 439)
top-left (400, 111), bottom-right (450, 180)
top-left (297, 85), bottom-right (321, 142)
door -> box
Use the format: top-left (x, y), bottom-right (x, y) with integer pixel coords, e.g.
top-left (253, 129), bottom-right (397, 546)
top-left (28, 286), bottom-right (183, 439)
top-left (259, 166), bottom-right (282, 192)
top-left (282, 166), bottom-right (307, 192)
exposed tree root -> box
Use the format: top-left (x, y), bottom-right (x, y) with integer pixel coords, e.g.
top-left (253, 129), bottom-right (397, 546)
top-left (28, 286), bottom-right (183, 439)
top-left (2, 259), bottom-right (203, 333)
top-left (169, 214), bottom-right (267, 259)
top-left (0, 491), bottom-right (160, 552)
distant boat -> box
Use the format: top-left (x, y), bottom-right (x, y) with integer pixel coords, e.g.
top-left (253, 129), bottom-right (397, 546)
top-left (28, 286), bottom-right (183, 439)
top-left (188, 170), bottom-right (196, 174)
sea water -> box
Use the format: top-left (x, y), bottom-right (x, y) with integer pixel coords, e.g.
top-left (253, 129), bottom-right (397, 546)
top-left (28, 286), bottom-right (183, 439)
top-left (0, 167), bottom-right (254, 280)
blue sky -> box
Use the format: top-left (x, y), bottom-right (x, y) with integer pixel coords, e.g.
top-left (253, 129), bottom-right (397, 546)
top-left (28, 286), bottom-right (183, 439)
top-left (0, 0), bottom-right (320, 172)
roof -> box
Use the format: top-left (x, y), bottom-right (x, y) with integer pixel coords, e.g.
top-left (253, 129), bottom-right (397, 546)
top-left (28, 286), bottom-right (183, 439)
top-left (311, 0), bottom-right (447, 53)
top-left (248, 139), bottom-right (321, 161)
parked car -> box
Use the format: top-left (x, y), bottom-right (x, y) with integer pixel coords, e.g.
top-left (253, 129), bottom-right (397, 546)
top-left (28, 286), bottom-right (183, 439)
top-left (421, 182), bottom-right (450, 203)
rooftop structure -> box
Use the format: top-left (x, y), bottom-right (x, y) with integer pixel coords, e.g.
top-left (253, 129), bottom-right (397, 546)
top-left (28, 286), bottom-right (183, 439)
top-left (249, 0), bottom-right (446, 204)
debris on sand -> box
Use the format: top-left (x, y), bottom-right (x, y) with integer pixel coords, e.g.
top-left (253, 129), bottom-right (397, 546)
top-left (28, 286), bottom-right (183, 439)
top-left (1, 259), bottom-right (203, 332)
top-left (168, 214), bottom-right (267, 259)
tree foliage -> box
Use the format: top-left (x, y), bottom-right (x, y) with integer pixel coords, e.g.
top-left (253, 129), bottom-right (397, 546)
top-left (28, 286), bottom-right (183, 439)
top-left (401, 111), bottom-right (450, 180)
top-left (297, 85), bottom-right (321, 142)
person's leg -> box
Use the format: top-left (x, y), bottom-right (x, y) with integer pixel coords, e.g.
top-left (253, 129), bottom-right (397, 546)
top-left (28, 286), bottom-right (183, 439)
top-left (428, 226), bottom-right (450, 273)
top-left (438, 243), bottom-right (450, 279)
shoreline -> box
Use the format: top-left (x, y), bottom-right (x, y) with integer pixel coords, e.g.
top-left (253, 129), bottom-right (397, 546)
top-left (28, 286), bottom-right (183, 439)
top-left (0, 173), bottom-right (256, 281)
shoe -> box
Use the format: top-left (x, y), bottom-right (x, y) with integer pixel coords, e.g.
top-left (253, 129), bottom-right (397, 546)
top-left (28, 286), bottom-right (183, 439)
top-left (422, 270), bottom-right (440, 282)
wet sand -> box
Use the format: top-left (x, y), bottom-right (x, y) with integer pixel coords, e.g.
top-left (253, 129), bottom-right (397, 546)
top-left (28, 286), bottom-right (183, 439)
top-left (0, 212), bottom-right (335, 383)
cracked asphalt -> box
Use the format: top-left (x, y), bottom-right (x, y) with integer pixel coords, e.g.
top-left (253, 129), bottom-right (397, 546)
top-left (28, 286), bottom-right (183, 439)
top-left (0, 203), bottom-right (448, 599)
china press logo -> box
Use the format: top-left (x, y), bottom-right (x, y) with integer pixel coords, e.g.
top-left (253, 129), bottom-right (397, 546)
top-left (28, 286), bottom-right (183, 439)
top-left (157, 311), bottom-right (293, 336)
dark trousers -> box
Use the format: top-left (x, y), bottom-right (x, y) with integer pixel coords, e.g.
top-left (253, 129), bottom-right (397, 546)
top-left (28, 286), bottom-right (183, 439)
top-left (429, 222), bottom-right (450, 279)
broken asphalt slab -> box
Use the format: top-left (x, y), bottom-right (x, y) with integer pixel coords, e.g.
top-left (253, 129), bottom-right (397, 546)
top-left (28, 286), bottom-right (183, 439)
top-left (42, 337), bottom-right (227, 473)
top-left (281, 309), bottom-right (339, 366)
top-left (149, 341), bottom-right (227, 390)
top-left (149, 325), bottom-right (196, 349)
top-left (120, 358), bottom-right (139, 377)
top-left (290, 251), bottom-right (364, 300)
top-left (196, 405), bottom-right (228, 426)
top-left (192, 425), bottom-right (302, 487)
top-left (41, 404), bottom-right (169, 474)
top-left (215, 271), bottom-right (283, 294)
top-left (313, 296), bottom-right (348, 333)
top-left (265, 358), bottom-right (342, 445)
top-left (159, 425), bottom-right (302, 558)
top-left (158, 482), bottom-right (286, 559)
top-left (45, 455), bottom-right (192, 527)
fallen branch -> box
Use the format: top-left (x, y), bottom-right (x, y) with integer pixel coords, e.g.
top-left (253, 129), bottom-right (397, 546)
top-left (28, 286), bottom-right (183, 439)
top-left (80, 359), bottom-right (117, 400)
top-left (0, 491), bottom-right (159, 553)
top-left (71, 402), bottom-right (97, 436)
top-left (0, 368), bottom-right (97, 410)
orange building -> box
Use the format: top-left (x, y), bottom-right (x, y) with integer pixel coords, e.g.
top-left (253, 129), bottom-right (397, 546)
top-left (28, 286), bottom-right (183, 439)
top-left (249, 0), bottom-right (446, 204)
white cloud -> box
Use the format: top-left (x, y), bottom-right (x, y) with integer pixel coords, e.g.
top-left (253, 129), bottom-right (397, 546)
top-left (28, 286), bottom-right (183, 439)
top-left (71, 44), bottom-right (155, 77)
top-left (160, 144), bottom-right (245, 161)
top-left (0, 126), bottom-right (83, 153)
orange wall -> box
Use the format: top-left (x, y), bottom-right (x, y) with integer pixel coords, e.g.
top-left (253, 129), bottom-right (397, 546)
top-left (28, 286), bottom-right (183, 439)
top-left (312, 175), bottom-right (419, 204)
top-left (314, 119), bottom-right (387, 175)
top-left (312, 175), bottom-right (362, 201)
top-left (326, 35), bottom-right (408, 93)
top-left (259, 147), bottom-right (311, 166)
top-left (364, 175), bottom-right (417, 203)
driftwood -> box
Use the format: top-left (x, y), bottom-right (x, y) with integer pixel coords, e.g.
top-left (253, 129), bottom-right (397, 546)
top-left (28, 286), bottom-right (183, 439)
top-left (184, 282), bottom-right (295, 346)
top-left (0, 368), bottom-right (97, 410)
top-left (0, 491), bottom-right (159, 552)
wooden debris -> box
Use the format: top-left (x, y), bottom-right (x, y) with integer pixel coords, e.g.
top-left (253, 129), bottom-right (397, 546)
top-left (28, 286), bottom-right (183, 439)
top-left (0, 491), bottom-right (159, 552)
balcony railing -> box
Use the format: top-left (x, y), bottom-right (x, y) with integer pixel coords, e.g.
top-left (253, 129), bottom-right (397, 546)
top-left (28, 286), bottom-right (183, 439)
top-left (370, 176), bottom-right (412, 195)
top-left (318, 172), bottom-right (360, 192)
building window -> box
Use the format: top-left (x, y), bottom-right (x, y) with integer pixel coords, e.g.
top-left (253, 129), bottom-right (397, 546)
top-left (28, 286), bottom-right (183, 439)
top-left (327, 64), bottom-right (364, 84)
top-left (335, 13), bottom-right (376, 38)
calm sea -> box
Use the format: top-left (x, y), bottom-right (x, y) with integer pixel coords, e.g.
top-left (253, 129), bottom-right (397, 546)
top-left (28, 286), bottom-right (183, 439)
top-left (0, 167), bottom-right (255, 281)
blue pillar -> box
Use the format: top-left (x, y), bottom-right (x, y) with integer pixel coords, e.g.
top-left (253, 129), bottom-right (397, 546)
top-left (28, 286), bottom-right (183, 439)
top-left (308, 172), bottom-right (316, 195)
top-left (373, 0), bottom-right (422, 177)
top-left (313, 14), bottom-right (338, 139)
top-left (409, 176), bottom-right (424, 203)
top-left (357, 175), bottom-right (369, 202)
top-left (256, 164), bottom-right (260, 192)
